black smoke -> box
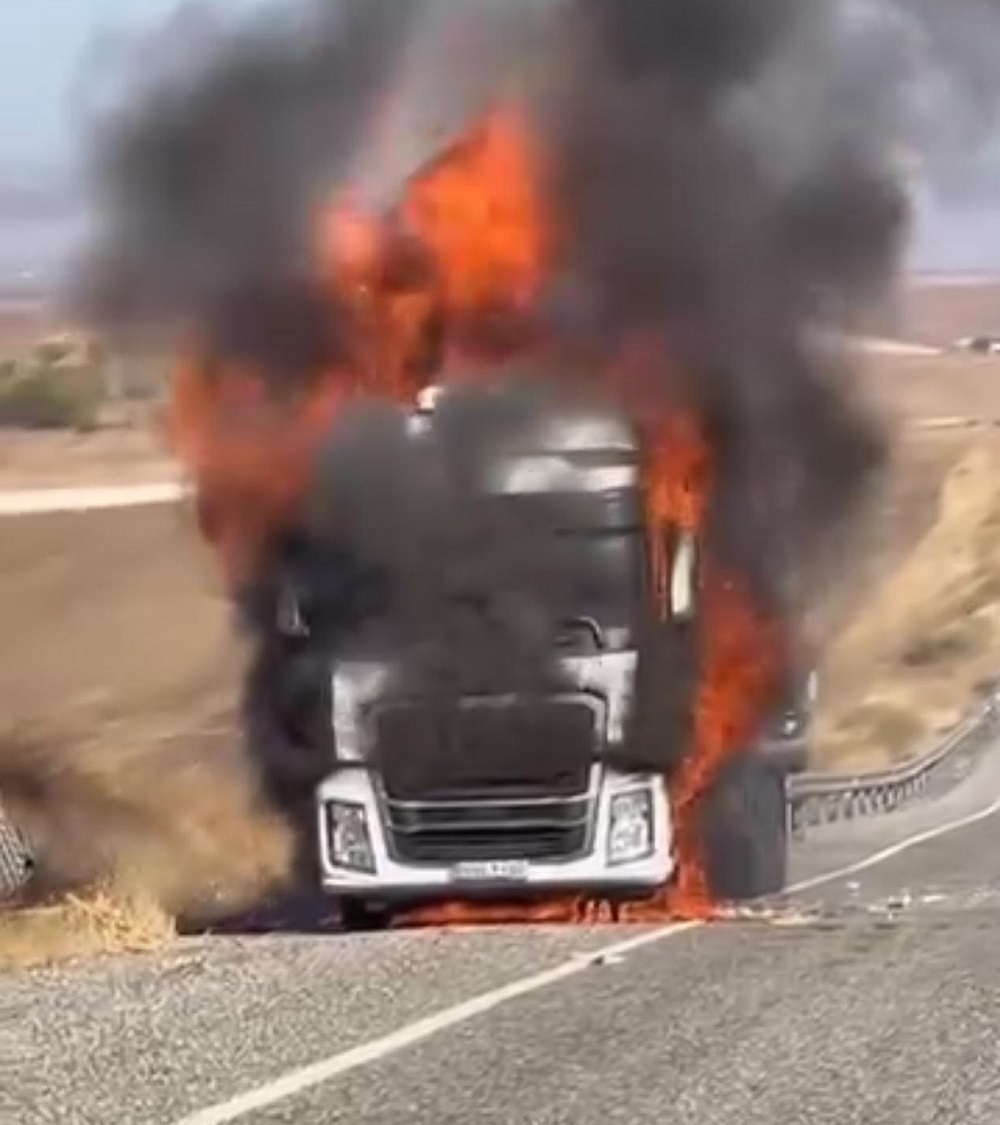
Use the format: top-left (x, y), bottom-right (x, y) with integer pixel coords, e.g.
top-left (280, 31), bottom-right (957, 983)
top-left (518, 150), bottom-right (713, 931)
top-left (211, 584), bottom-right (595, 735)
top-left (71, 0), bottom-right (545, 350)
top-left (74, 0), bottom-right (429, 342)
top-left (73, 0), bottom-right (1000, 810)
top-left (74, 0), bottom-right (1000, 344)
top-left (542, 0), bottom-right (1000, 616)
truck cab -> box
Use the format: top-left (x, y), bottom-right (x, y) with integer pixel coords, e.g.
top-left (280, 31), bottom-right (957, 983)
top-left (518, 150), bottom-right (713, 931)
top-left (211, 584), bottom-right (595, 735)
top-left (313, 388), bottom-right (678, 909)
top-left (247, 384), bottom-right (795, 923)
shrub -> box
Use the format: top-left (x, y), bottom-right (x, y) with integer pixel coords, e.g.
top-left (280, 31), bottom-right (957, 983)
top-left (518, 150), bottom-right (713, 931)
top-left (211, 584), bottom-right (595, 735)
top-left (0, 364), bottom-right (102, 431)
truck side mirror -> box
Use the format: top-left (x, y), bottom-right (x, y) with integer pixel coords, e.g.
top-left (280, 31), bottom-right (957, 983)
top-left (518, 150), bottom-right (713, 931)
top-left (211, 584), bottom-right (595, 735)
top-left (669, 528), bottom-right (698, 622)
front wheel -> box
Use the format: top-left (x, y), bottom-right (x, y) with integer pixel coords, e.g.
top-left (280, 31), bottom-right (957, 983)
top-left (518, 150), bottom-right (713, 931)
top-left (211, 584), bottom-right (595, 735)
top-left (699, 753), bottom-right (788, 902)
top-left (339, 897), bottom-right (394, 933)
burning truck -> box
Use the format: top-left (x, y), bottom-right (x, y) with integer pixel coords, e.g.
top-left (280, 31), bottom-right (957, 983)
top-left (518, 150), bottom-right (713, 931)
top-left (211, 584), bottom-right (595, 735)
top-left (247, 378), bottom-right (809, 929)
top-left (74, 0), bottom-right (894, 926)
top-left (169, 113), bottom-right (801, 927)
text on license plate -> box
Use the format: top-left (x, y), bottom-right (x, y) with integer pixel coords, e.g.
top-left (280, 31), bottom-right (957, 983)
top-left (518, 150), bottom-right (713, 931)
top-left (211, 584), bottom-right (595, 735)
top-left (449, 859), bottom-right (530, 883)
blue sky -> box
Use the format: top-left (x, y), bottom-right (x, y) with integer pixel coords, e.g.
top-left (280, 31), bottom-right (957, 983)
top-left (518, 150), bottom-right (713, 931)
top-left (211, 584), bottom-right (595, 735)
top-left (0, 1), bottom-right (183, 173)
top-left (0, 2), bottom-right (178, 282)
top-left (0, 0), bottom-right (274, 285)
top-left (0, 1), bottom-right (275, 167)
top-left (0, 1), bottom-right (996, 285)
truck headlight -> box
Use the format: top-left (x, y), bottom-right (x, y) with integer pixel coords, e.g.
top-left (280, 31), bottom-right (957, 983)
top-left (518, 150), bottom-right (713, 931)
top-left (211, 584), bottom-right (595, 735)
top-left (326, 801), bottom-right (375, 873)
top-left (607, 789), bottom-right (654, 866)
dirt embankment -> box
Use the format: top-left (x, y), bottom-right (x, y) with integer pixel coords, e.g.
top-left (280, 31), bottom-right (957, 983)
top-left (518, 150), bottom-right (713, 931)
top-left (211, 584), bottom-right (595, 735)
top-left (0, 426), bottom-right (177, 490)
top-left (892, 279), bottom-right (1000, 349)
top-left (805, 348), bottom-right (1000, 767)
top-left (0, 505), bottom-right (292, 967)
top-left (815, 436), bottom-right (1000, 769)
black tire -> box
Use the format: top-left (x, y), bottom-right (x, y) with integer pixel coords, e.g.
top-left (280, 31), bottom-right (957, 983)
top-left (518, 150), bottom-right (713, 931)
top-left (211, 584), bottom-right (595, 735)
top-left (700, 753), bottom-right (788, 902)
top-left (339, 897), bottom-right (394, 932)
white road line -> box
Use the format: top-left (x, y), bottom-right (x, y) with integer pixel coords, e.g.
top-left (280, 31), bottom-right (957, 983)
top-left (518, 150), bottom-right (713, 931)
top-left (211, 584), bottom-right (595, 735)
top-left (168, 786), bottom-right (1000, 1125)
top-left (785, 788), bottom-right (1000, 896)
top-left (0, 482), bottom-right (187, 516)
top-left (169, 923), bottom-right (701, 1125)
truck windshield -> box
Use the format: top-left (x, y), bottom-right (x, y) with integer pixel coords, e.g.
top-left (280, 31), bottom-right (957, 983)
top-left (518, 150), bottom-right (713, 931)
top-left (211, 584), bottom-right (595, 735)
top-left (479, 482), bottom-right (647, 654)
top-left (270, 486), bottom-right (647, 657)
top-left (551, 530), bottom-right (646, 652)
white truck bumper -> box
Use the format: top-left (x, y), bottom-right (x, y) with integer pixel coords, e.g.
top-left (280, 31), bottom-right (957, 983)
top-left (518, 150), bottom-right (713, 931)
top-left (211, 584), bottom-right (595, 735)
top-left (315, 766), bottom-right (674, 900)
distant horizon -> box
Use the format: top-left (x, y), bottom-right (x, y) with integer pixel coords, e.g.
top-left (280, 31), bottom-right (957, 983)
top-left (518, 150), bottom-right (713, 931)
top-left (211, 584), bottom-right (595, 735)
top-left (1, 267), bottom-right (997, 318)
top-left (1, 178), bottom-right (997, 290)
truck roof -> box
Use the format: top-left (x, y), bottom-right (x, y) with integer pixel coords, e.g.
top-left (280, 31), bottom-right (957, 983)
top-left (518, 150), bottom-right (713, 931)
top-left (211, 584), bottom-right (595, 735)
top-left (411, 383), bottom-right (641, 496)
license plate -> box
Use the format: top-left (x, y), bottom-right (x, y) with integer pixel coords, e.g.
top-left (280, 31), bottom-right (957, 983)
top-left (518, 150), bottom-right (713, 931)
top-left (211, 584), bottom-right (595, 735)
top-left (449, 859), bottom-right (530, 884)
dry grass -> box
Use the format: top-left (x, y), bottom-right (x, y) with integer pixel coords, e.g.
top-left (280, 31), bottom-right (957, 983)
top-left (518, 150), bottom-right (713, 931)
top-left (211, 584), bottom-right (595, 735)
top-left (0, 505), bottom-right (295, 969)
top-left (0, 888), bottom-right (176, 972)
top-left (0, 721), bottom-right (295, 920)
top-left (815, 437), bottom-right (1000, 769)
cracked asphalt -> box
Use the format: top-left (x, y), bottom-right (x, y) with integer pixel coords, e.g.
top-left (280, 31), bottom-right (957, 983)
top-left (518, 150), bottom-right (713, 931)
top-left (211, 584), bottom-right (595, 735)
top-left (5, 741), bottom-right (1000, 1125)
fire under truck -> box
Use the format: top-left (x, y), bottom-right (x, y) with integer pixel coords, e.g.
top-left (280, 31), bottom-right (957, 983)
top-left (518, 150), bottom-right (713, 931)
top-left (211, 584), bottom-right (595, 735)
top-left (244, 382), bottom-right (812, 929)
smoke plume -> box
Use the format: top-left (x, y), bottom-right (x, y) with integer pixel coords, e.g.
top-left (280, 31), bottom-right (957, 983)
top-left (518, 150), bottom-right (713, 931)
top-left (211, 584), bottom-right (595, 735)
top-left (75, 0), bottom-right (427, 337)
top-left (71, 0), bottom-right (1000, 815)
top-left (76, 0), bottom-right (1000, 335)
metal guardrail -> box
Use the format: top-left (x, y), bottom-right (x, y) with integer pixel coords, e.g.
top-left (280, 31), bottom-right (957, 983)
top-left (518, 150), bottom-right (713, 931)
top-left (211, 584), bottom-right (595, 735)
top-left (786, 687), bottom-right (1000, 838)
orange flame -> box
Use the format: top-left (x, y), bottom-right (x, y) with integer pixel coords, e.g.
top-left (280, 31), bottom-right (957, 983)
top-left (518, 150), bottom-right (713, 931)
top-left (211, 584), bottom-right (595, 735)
top-left (171, 108), bottom-right (550, 579)
top-left (169, 358), bottom-right (346, 587)
top-left (400, 109), bottom-right (549, 334)
top-left (626, 571), bottom-right (782, 920)
top-left (319, 199), bottom-right (439, 401)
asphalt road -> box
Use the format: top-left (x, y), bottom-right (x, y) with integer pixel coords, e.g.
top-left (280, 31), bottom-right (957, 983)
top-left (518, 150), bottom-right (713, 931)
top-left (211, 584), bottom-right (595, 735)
top-left (5, 737), bottom-right (1000, 1125)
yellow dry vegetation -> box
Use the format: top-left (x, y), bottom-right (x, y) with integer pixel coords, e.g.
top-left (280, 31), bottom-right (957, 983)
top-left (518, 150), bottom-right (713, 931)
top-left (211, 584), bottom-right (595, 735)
top-left (817, 437), bottom-right (1000, 769)
top-left (0, 505), bottom-right (296, 969)
top-left (0, 888), bottom-right (175, 972)
top-left (1, 721), bottom-right (295, 922)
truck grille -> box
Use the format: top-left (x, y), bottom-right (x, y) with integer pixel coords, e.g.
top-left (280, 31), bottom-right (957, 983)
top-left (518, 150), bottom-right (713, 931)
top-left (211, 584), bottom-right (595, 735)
top-left (371, 695), bottom-right (601, 801)
top-left (384, 792), bottom-right (593, 864)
